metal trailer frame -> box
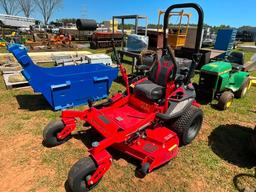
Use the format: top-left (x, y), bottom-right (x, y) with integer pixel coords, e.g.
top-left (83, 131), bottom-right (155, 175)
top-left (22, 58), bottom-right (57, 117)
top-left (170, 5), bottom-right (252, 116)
top-left (157, 10), bottom-right (192, 49)
top-left (112, 15), bottom-right (149, 74)
top-left (112, 14), bottom-right (148, 47)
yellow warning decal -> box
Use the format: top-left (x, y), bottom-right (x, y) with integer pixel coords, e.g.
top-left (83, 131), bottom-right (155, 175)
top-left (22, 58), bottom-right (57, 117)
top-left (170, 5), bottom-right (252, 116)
top-left (168, 144), bottom-right (178, 152)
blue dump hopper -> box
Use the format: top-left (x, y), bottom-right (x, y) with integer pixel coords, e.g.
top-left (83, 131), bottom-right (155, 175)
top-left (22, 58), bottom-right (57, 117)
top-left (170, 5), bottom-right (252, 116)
top-left (8, 44), bottom-right (118, 110)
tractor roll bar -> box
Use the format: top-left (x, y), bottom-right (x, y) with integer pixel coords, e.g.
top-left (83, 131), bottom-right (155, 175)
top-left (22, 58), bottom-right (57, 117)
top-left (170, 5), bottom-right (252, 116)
top-left (163, 3), bottom-right (204, 53)
top-left (163, 3), bottom-right (204, 84)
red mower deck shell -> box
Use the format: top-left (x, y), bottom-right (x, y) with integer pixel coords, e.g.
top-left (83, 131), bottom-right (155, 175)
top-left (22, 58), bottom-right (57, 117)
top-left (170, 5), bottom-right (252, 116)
top-left (60, 91), bottom-right (180, 185)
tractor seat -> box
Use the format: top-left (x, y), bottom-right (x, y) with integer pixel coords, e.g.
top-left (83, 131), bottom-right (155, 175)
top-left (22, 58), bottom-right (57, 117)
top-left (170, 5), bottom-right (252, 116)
top-left (226, 52), bottom-right (245, 66)
top-left (134, 55), bottom-right (174, 101)
top-left (134, 80), bottom-right (164, 100)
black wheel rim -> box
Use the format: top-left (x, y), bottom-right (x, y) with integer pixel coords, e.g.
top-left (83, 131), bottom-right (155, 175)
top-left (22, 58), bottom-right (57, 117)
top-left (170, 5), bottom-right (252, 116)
top-left (187, 116), bottom-right (202, 143)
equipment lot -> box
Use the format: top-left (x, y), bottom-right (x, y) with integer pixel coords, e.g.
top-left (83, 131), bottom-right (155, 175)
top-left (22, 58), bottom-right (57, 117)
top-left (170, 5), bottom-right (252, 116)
top-left (0, 48), bottom-right (255, 191)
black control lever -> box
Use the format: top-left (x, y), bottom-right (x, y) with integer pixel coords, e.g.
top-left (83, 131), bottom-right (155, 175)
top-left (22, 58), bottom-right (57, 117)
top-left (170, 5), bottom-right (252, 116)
top-left (185, 53), bottom-right (202, 85)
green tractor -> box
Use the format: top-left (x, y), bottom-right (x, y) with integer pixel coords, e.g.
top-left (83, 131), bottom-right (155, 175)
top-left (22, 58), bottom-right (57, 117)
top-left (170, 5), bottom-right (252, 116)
top-left (197, 51), bottom-right (251, 110)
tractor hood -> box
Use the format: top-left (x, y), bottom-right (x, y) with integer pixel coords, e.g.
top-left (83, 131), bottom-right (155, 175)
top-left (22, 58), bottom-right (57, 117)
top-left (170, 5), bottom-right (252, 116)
top-left (201, 61), bottom-right (232, 74)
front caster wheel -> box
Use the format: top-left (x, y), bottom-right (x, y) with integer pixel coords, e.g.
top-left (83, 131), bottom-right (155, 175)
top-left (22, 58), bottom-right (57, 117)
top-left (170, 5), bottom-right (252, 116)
top-left (68, 157), bottom-right (99, 192)
top-left (136, 163), bottom-right (150, 178)
top-left (43, 120), bottom-right (72, 148)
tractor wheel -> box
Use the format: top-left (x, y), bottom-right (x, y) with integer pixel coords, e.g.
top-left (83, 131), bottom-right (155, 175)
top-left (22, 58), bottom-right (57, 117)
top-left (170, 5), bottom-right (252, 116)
top-left (192, 83), bottom-right (198, 92)
top-left (235, 78), bottom-right (250, 98)
top-left (252, 127), bottom-right (256, 157)
top-left (217, 91), bottom-right (234, 110)
top-left (68, 157), bottom-right (99, 192)
top-left (169, 105), bottom-right (203, 145)
top-left (43, 120), bottom-right (72, 148)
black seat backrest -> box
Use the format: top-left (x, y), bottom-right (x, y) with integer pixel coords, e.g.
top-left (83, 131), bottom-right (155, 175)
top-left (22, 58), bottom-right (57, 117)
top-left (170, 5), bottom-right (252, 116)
top-left (148, 55), bottom-right (174, 87)
top-left (227, 52), bottom-right (244, 65)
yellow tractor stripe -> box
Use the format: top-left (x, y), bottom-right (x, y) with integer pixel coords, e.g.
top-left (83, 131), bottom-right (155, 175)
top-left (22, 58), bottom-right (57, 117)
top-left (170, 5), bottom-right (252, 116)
top-left (250, 76), bottom-right (256, 87)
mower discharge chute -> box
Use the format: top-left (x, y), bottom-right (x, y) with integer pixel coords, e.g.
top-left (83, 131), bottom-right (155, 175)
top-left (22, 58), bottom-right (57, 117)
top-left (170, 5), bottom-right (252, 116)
top-left (43, 3), bottom-right (204, 192)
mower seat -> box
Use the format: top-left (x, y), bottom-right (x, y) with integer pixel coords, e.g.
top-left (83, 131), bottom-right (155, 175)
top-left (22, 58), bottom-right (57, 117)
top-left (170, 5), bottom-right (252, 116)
top-left (227, 52), bottom-right (245, 66)
top-left (134, 80), bottom-right (164, 100)
top-left (134, 55), bottom-right (174, 101)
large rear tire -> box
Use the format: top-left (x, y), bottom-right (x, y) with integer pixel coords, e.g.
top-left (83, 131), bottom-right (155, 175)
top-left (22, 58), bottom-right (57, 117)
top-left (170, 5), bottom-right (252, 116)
top-left (68, 157), bottom-right (99, 192)
top-left (169, 105), bottom-right (203, 145)
top-left (217, 91), bottom-right (234, 110)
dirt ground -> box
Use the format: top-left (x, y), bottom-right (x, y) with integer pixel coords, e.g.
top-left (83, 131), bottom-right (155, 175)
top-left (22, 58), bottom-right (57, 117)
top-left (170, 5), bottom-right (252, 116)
top-left (0, 69), bottom-right (255, 192)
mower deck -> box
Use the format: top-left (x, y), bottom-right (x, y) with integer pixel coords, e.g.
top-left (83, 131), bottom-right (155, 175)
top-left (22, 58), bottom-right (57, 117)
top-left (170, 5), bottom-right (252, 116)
top-left (114, 127), bottom-right (179, 171)
top-left (61, 93), bottom-right (179, 173)
top-left (84, 95), bottom-right (158, 137)
top-left (89, 103), bottom-right (179, 172)
top-left (105, 104), bottom-right (150, 130)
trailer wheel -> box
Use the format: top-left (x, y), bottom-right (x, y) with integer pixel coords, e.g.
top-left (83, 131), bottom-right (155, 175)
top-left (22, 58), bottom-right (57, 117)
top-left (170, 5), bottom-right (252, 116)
top-left (169, 105), bottom-right (203, 145)
top-left (43, 120), bottom-right (72, 148)
top-left (68, 157), bottom-right (99, 192)
top-left (217, 91), bottom-right (234, 110)
top-left (235, 78), bottom-right (250, 98)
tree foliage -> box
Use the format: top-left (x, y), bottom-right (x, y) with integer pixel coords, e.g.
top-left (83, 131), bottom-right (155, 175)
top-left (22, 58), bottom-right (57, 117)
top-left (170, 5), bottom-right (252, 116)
top-left (0, 0), bottom-right (20, 15)
top-left (18, 0), bottom-right (35, 17)
top-left (35, 0), bottom-right (63, 25)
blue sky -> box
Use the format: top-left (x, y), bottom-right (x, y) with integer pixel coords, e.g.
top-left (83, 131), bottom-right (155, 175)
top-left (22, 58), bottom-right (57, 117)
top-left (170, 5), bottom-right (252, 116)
top-left (44, 0), bottom-right (255, 27)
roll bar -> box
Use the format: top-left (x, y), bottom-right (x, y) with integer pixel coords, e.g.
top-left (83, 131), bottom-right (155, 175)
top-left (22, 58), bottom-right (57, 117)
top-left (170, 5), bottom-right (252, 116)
top-left (163, 3), bottom-right (204, 53)
top-left (163, 3), bottom-right (204, 84)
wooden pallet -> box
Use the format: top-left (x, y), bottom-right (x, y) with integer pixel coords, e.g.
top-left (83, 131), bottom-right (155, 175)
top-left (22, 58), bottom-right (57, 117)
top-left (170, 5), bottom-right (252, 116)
top-left (3, 73), bottom-right (30, 90)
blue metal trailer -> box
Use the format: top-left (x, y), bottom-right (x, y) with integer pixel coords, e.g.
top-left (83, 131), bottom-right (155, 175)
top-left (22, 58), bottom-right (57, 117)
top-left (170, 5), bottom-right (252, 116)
top-left (214, 28), bottom-right (237, 58)
top-left (8, 44), bottom-right (118, 110)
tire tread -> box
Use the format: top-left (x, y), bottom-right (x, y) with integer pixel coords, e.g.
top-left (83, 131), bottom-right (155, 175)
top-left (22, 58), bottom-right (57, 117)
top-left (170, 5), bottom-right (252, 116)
top-left (170, 105), bottom-right (203, 145)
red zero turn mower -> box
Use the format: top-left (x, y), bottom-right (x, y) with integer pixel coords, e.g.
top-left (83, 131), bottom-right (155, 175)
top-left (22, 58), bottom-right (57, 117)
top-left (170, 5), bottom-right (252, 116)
top-left (43, 3), bottom-right (204, 192)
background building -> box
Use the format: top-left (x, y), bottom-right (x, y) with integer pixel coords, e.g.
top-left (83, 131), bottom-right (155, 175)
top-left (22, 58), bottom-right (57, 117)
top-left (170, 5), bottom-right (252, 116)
top-left (0, 14), bottom-right (35, 29)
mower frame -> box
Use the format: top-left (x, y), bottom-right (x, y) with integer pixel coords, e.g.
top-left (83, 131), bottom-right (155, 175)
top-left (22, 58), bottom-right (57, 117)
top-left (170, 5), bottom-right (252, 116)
top-left (43, 3), bottom-right (205, 191)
